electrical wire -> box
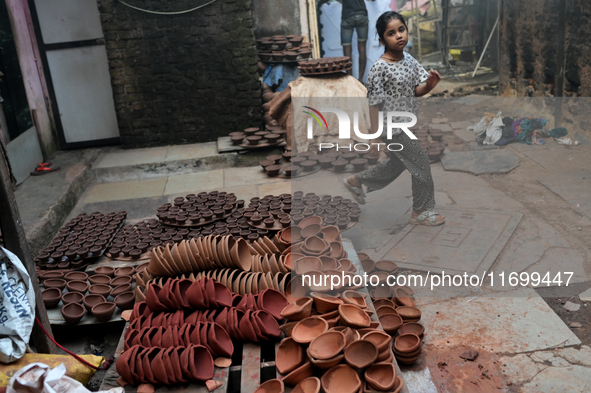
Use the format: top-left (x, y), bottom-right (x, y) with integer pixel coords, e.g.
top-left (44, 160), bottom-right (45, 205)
top-left (117, 0), bottom-right (219, 15)
top-left (35, 316), bottom-right (114, 370)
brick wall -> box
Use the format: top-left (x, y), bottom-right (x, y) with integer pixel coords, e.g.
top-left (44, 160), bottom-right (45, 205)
top-left (499, 0), bottom-right (591, 98)
top-left (97, 0), bottom-right (262, 148)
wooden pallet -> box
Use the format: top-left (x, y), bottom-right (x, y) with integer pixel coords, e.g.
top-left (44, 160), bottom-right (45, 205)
top-left (99, 239), bottom-right (409, 393)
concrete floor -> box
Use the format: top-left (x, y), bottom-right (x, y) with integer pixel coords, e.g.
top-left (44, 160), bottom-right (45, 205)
top-left (14, 93), bottom-right (591, 392)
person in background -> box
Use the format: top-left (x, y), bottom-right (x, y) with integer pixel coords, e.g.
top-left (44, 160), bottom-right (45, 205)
top-left (341, 0), bottom-right (374, 82)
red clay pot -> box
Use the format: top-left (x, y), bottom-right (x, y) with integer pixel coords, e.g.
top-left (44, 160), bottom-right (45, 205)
top-left (186, 279), bottom-right (207, 309)
top-left (253, 310), bottom-right (281, 339)
top-left (116, 345), bottom-right (138, 385)
top-left (208, 322), bottom-right (234, 357)
top-left (170, 346), bottom-right (189, 383)
top-left (146, 283), bottom-right (168, 312)
top-left (151, 347), bottom-right (169, 384)
top-left (161, 348), bottom-right (178, 384)
top-left (181, 344), bottom-right (214, 382)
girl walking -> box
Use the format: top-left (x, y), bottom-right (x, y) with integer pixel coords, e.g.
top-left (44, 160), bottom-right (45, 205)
top-left (343, 11), bottom-right (445, 226)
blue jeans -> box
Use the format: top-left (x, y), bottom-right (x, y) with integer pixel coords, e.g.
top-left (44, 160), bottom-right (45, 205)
top-left (341, 13), bottom-right (369, 45)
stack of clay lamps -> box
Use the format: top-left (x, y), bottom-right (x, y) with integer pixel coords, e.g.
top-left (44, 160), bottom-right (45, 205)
top-left (116, 343), bottom-right (214, 385)
top-left (129, 279), bottom-right (286, 343)
top-left (147, 236), bottom-right (253, 277)
top-left (370, 284), bottom-right (424, 365)
top-left (35, 211), bottom-right (126, 270)
top-left (273, 295), bottom-right (405, 392)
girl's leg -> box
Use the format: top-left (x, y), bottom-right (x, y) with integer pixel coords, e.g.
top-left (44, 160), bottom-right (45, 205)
top-left (348, 155), bottom-right (406, 192)
top-left (389, 133), bottom-right (444, 224)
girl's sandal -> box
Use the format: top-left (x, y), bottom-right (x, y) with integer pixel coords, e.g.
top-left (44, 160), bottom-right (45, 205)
top-left (408, 211), bottom-right (445, 226)
top-left (343, 178), bottom-right (366, 205)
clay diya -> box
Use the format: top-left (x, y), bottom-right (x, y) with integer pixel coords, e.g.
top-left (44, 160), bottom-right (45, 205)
top-left (61, 291), bottom-right (84, 305)
top-left (375, 305), bottom-right (398, 318)
top-left (308, 331), bottom-right (345, 360)
top-left (88, 274), bottom-right (112, 285)
top-left (64, 271), bottom-right (88, 282)
top-left (83, 294), bottom-right (106, 311)
top-left (396, 306), bottom-right (421, 322)
top-left (320, 364), bottom-right (361, 393)
top-left (44, 278), bottom-right (67, 291)
top-left (94, 266), bottom-right (115, 277)
top-left (292, 377), bottom-right (321, 393)
top-left (282, 359), bottom-right (313, 386)
top-left (42, 288), bottom-right (62, 308)
top-left (341, 290), bottom-right (367, 308)
top-left (338, 304), bottom-right (370, 328)
top-left (375, 260), bottom-right (398, 273)
top-left (291, 317), bottom-right (329, 344)
top-left (398, 322), bottom-right (425, 338)
top-left (254, 379), bottom-right (284, 393)
top-left (294, 256), bottom-right (322, 275)
top-left (306, 348), bottom-right (344, 370)
top-left (61, 302), bottom-right (86, 324)
top-left (310, 293), bottom-right (343, 313)
top-left (280, 297), bottom-right (313, 321)
top-left (66, 280), bottom-right (89, 294)
top-left (276, 337), bottom-right (305, 374)
top-left (394, 333), bottom-right (421, 353)
top-left (380, 314), bottom-right (404, 334)
top-left (361, 331), bottom-right (392, 352)
top-left (91, 302), bottom-right (116, 322)
top-left (365, 363), bottom-right (397, 391)
top-left (344, 339), bottom-right (378, 369)
top-left (89, 284), bottom-right (111, 298)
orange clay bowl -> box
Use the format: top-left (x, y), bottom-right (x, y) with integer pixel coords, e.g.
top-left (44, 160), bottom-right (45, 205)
top-left (344, 339), bottom-right (378, 369)
top-left (291, 317), bottom-right (329, 344)
top-left (394, 333), bottom-right (421, 354)
top-left (338, 304), bottom-right (370, 329)
top-left (308, 331), bottom-right (345, 360)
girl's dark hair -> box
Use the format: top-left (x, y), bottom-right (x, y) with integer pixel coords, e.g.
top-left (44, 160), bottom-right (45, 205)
top-left (375, 11), bottom-right (408, 43)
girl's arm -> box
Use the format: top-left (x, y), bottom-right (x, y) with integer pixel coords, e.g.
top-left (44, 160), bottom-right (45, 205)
top-left (415, 70), bottom-right (441, 97)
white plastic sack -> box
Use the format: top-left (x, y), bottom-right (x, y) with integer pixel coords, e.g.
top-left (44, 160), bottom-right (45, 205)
top-left (7, 363), bottom-right (123, 393)
top-left (483, 115), bottom-right (504, 145)
top-left (0, 246), bottom-right (36, 363)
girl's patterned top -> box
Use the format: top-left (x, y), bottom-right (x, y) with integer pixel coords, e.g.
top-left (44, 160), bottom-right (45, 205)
top-left (366, 52), bottom-right (429, 134)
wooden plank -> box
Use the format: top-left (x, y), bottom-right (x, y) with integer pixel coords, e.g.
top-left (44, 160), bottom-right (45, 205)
top-left (0, 138), bottom-right (56, 354)
top-left (241, 343), bottom-right (261, 393)
top-left (4, 0), bottom-right (55, 157)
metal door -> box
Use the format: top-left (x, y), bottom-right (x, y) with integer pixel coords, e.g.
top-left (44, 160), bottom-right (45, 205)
top-left (29, 0), bottom-right (119, 148)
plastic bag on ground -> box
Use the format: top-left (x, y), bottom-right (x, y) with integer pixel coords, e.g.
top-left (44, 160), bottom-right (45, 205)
top-left (7, 363), bottom-right (123, 393)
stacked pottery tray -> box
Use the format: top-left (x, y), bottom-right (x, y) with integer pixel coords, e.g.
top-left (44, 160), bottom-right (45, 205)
top-left (298, 57), bottom-right (352, 76)
top-left (415, 128), bottom-right (445, 163)
top-left (40, 264), bottom-right (144, 325)
top-left (259, 153), bottom-right (321, 179)
top-left (257, 34), bottom-right (313, 63)
top-left (156, 192), bottom-right (243, 227)
top-left (35, 211), bottom-right (126, 270)
top-left (228, 127), bottom-right (286, 148)
top-left (106, 219), bottom-right (192, 261)
top-left (245, 192), bottom-right (360, 231)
